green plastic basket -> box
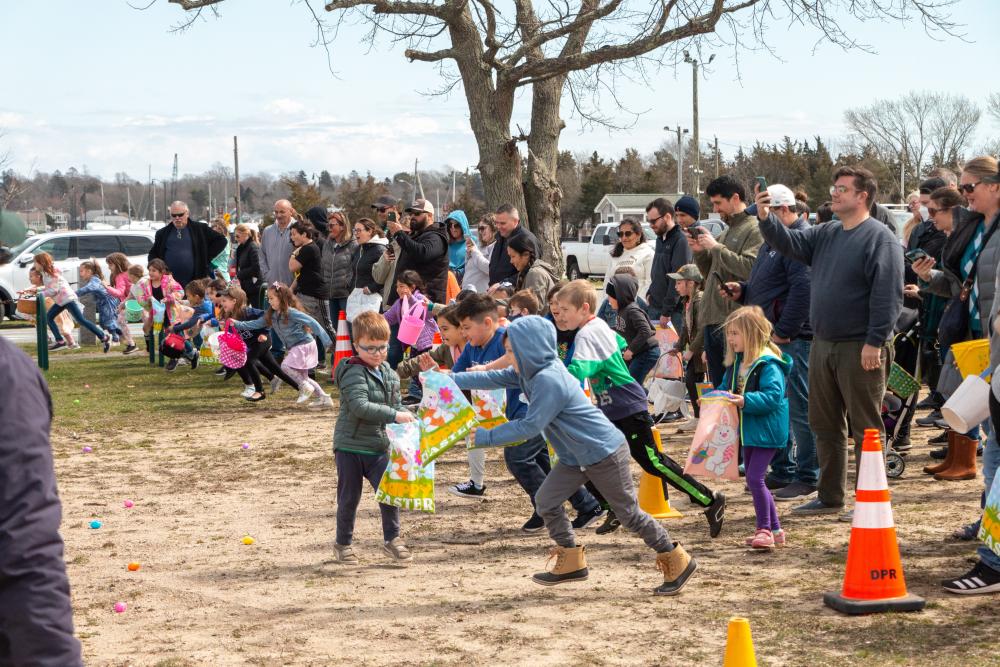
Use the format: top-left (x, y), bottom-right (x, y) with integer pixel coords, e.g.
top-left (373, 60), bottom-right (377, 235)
top-left (124, 299), bottom-right (143, 323)
top-left (887, 362), bottom-right (919, 399)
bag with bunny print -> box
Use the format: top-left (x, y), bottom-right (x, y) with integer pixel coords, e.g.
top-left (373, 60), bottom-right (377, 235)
top-left (375, 421), bottom-right (436, 513)
top-left (683, 392), bottom-right (740, 480)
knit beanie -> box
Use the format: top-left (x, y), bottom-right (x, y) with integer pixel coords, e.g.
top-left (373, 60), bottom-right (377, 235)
top-left (674, 195), bottom-right (700, 220)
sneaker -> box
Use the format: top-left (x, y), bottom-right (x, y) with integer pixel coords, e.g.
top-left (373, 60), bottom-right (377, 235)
top-left (521, 513), bottom-right (546, 533)
top-left (102, 336), bottom-right (111, 353)
top-left (241, 385), bottom-right (256, 399)
top-left (123, 344), bottom-right (138, 355)
top-left (750, 529), bottom-right (775, 549)
top-left (571, 506), bottom-right (606, 530)
top-left (677, 418), bottom-right (699, 432)
top-left (704, 492), bottom-right (726, 538)
top-left (942, 561), bottom-right (1000, 595)
top-left (448, 480), bottom-right (486, 499)
top-left (215, 366), bottom-right (227, 377)
top-left (595, 510), bottom-right (621, 535)
top-left (765, 477), bottom-right (790, 491)
top-left (658, 410), bottom-right (685, 424)
top-left (315, 361), bottom-right (328, 371)
top-left (296, 384), bottom-right (315, 404)
top-left (269, 377), bottom-right (281, 394)
top-left (381, 537), bottom-right (413, 563)
top-left (773, 482), bottom-right (817, 502)
top-left (915, 393), bottom-right (943, 411)
top-left (916, 410), bottom-right (944, 427)
top-left (334, 543), bottom-right (359, 565)
top-left (746, 529), bottom-right (786, 546)
top-left (189, 353), bottom-right (199, 370)
top-left (165, 358), bottom-right (179, 372)
top-left (48, 340), bottom-right (67, 351)
top-left (245, 392), bottom-right (266, 403)
top-left (309, 394), bottom-right (334, 409)
top-left (401, 396), bottom-right (421, 407)
top-left (838, 509), bottom-right (854, 522)
top-left (223, 368), bottom-right (236, 380)
top-left (790, 498), bottom-right (843, 515)
top-left (67, 342), bottom-right (80, 350)
top-left (951, 520), bottom-right (981, 541)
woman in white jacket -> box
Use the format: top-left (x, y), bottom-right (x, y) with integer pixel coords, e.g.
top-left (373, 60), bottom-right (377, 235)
top-left (601, 218), bottom-right (654, 302)
top-left (462, 214), bottom-right (497, 293)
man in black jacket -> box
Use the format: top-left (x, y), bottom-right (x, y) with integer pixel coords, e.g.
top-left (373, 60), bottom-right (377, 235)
top-left (645, 197), bottom-right (692, 333)
top-left (386, 198), bottom-right (449, 305)
top-left (148, 201), bottom-right (228, 287)
top-left (488, 203), bottom-right (531, 287)
top-left (0, 338), bottom-right (82, 666)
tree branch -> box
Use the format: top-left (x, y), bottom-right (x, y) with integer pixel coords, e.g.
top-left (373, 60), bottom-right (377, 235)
top-left (504, 0), bottom-right (622, 68)
top-left (324, 0), bottom-right (447, 19)
top-left (405, 47), bottom-right (457, 62)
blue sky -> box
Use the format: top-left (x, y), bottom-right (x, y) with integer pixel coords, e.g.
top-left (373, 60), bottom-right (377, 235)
top-left (2, 0), bottom-right (998, 182)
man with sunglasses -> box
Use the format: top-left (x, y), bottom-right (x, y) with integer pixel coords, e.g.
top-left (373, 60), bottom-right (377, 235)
top-left (148, 200), bottom-right (227, 288)
top-left (386, 198), bottom-right (448, 306)
top-left (645, 197), bottom-right (691, 333)
top-left (371, 195), bottom-right (400, 234)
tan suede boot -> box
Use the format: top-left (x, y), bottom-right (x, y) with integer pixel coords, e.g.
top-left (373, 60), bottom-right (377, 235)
top-left (654, 542), bottom-right (698, 596)
top-left (532, 546), bottom-right (588, 586)
top-left (934, 434), bottom-right (979, 481)
top-left (923, 430), bottom-right (956, 475)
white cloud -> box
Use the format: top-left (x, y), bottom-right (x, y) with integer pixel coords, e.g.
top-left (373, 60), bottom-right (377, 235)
top-left (265, 98), bottom-right (305, 115)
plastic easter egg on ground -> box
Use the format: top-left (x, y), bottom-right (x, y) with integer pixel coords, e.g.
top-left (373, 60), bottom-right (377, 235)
top-left (84, 384), bottom-right (91, 389)
top-left (242, 535), bottom-right (255, 545)
top-left (127, 562), bottom-right (140, 572)
top-left (82, 446), bottom-right (93, 453)
top-left (89, 520), bottom-right (102, 529)
top-left (241, 443), bottom-right (250, 450)
top-left (123, 500), bottom-right (134, 508)
top-left (73, 399), bottom-right (80, 405)
top-left (114, 601), bottom-right (127, 613)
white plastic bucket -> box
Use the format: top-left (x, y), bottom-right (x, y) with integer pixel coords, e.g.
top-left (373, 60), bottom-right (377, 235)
top-left (942, 374), bottom-right (991, 433)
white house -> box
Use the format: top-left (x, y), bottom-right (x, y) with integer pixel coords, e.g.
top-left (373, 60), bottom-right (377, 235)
top-left (593, 193), bottom-right (684, 226)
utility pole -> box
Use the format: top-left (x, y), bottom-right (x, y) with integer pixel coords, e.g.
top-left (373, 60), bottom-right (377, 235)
top-left (684, 51), bottom-right (714, 195)
top-left (899, 145), bottom-right (906, 203)
top-left (714, 136), bottom-right (720, 178)
top-left (665, 125), bottom-right (689, 194)
top-left (234, 136), bottom-right (242, 225)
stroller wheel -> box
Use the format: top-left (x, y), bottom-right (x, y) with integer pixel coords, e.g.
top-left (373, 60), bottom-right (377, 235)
top-left (886, 452), bottom-right (906, 478)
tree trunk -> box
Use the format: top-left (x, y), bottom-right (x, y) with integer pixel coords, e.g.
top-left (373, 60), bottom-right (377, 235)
top-left (525, 74), bottom-right (566, 275)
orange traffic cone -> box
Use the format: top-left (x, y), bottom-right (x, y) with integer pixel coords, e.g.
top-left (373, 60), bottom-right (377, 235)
top-left (431, 330), bottom-right (447, 370)
top-left (638, 429), bottom-right (682, 519)
top-left (722, 617), bottom-right (757, 667)
top-left (332, 311), bottom-right (352, 372)
top-left (823, 428), bottom-right (925, 614)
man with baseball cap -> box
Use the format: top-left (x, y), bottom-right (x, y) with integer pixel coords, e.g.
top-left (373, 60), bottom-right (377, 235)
top-left (720, 184), bottom-right (817, 501)
top-left (371, 195), bottom-right (400, 233)
top-left (386, 197), bottom-right (449, 306)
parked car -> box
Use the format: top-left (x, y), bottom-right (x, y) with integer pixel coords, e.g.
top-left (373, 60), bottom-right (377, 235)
top-left (0, 230), bottom-right (155, 321)
top-left (561, 220), bottom-right (724, 280)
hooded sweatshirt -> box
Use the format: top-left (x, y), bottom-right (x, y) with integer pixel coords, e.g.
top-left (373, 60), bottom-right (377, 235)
top-left (444, 210), bottom-right (474, 274)
top-left (565, 316), bottom-right (649, 420)
top-left (452, 316), bottom-right (626, 466)
top-left (719, 348), bottom-right (792, 449)
top-left (609, 274), bottom-right (656, 355)
top-left (516, 259), bottom-right (560, 315)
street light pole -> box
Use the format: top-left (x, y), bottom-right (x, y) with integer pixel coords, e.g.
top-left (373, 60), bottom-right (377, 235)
top-left (665, 125), bottom-right (689, 194)
top-left (684, 51), bottom-right (714, 195)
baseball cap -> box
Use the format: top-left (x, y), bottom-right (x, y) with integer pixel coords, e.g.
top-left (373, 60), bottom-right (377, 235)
top-left (371, 195), bottom-right (397, 210)
top-left (405, 198), bottom-right (435, 216)
top-left (766, 184), bottom-right (796, 208)
top-left (667, 264), bottom-right (703, 282)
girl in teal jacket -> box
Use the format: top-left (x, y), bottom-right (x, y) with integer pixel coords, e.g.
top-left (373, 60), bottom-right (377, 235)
top-left (719, 306), bottom-right (791, 550)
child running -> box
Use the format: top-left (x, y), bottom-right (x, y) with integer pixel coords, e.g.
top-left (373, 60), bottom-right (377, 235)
top-left (605, 273), bottom-right (659, 388)
top-left (20, 268), bottom-right (77, 349)
top-left (231, 283), bottom-right (333, 409)
top-left (718, 306), bottom-right (791, 549)
top-left (166, 280), bottom-right (214, 372)
top-left (383, 270), bottom-right (440, 406)
top-left (332, 310), bottom-right (414, 565)
top-left (554, 280), bottom-right (726, 537)
top-left (75, 260), bottom-right (123, 345)
top-left (452, 316), bottom-right (698, 594)
top-left (33, 252), bottom-right (112, 352)
top-left (137, 259), bottom-right (184, 355)
top-left (103, 253), bottom-right (138, 353)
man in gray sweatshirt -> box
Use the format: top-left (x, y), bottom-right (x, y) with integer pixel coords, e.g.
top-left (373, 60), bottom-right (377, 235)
top-left (755, 166), bottom-right (903, 517)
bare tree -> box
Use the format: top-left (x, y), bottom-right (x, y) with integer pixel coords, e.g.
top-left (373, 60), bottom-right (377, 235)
top-left (988, 92), bottom-right (1000, 125)
top-left (845, 91), bottom-right (980, 182)
top-left (163, 0), bottom-right (959, 268)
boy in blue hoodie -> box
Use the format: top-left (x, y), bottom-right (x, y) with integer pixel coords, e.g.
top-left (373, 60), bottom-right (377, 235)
top-left (451, 294), bottom-right (602, 531)
top-left (453, 316), bottom-right (697, 594)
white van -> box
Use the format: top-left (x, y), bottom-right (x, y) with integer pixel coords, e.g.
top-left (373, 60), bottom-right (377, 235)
top-left (0, 230), bottom-right (155, 321)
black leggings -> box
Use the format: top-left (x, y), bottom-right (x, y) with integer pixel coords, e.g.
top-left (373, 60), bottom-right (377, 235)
top-left (991, 389), bottom-right (1000, 449)
top-left (236, 337), bottom-right (299, 392)
top-left (685, 364), bottom-right (705, 418)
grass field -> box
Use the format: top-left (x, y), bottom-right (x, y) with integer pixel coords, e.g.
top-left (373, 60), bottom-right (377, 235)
top-left (22, 348), bottom-right (1000, 666)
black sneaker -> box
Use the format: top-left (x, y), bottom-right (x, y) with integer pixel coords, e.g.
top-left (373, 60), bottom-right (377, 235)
top-left (402, 396), bottom-right (421, 406)
top-left (704, 492), bottom-right (726, 538)
top-left (658, 410), bottom-right (685, 424)
top-left (521, 513), bottom-right (546, 533)
top-left (571, 506), bottom-right (606, 530)
top-left (214, 366), bottom-right (227, 377)
top-left (765, 477), bottom-right (790, 491)
top-left (916, 410), bottom-right (944, 427)
top-left (915, 393), bottom-right (943, 411)
top-left (892, 439), bottom-right (912, 453)
top-left (595, 510), bottom-right (621, 535)
top-left (224, 368), bottom-right (237, 381)
top-left (165, 358), bottom-right (179, 372)
top-left (102, 337), bottom-right (111, 353)
top-left (773, 481), bottom-right (817, 502)
top-left (929, 445), bottom-right (949, 460)
top-left (122, 344), bottom-right (138, 355)
top-left (189, 353), bottom-right (199, 370)
top-left (447, 480), bottom-right (486, 499)
top-left (942, 561), bottom-right (1000, 595)
top-left (48, 340), bottom-right (68, 351)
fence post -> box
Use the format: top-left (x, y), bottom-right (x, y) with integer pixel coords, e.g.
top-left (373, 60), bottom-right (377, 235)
top-left (259, 282), bottom-right (269, 310)
top-left (35, 294), bottom-right (49, 372)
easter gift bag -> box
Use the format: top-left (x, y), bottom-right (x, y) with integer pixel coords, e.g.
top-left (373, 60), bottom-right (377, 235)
top-left (466, 388), bottom-right (511, 450)
top-left (653, 323), bottom-right (683, 379)
top-left (375, 421), bottom-right (436, 513)
top-left (979, 471), bottom-right (1000, 559)
top-left (683, 393), bottom-right (740, 480)
top-left (417, 370), bottom-right (478, 463)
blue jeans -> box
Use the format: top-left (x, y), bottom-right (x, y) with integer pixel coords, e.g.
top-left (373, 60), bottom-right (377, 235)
top-left (388, 322), bottom-right (404, 370)
top-left (504, 435), bottom-right (599, 514)
top-left (47, 301), bottom-right (105, 342)
top-left (703, 324), bottom-right (727, 388)
top-left (182, 333), bottom-right (204, 360)
top-left (768, 339), bottom-right (819, 486)
top-left (270, 328), bottom-right (285, 361)
top-left (627, 346), bottom-right (660, 390)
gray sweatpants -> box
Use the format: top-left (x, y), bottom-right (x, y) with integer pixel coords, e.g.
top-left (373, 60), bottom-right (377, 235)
top-left (535, 443), bottom-right (672, 552)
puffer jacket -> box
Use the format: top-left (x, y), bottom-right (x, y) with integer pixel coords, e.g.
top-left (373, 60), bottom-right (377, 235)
top-left (516, 259), bottom-right (560, 315)
top-left (321, 237), bottom-right (358, 299)
top-left (333, 357), bottom-right (403, 455)
top-left (388, 222), bottom-right (449, 306)
top-left (353, 238), bottom-right (387, 294)
top-left (719, 348), bottom-right (791, 449)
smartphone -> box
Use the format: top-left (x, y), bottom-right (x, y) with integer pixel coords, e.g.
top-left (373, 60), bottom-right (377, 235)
top-left (685, 225), bottom-right (706, 237)
top-left (904, 248), bottom-right (931, 264)
top-left (755, 176), bottom-right (768, 192)
top-left (387, 211), bottom-right (397, 223)
top-left (712, 271), bottom-right (734, 296)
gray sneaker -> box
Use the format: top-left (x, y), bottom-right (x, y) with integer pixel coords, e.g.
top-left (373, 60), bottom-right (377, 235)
top-left (838, 509), bottom-right (854, 523)
top-left (334, 543), bottom-right (359, 564)
top-left (381, 538), bottom-right (413, 563)
top-left (790, 498), bottom-right (843, 515)
top-left (773, 482), bottom-right (818, 502)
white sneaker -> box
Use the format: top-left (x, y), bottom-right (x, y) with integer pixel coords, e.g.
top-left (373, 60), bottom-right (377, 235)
top-left (296, 384), bottom-right (315, 404)
top-left (309, 394), bottom-right (334, 410)
top-left (677, 418), bottom-right (699, 432)
top-left (269, 377), bottom-right (281, 395)
top-left (241, 385), bottom-right (256, 399)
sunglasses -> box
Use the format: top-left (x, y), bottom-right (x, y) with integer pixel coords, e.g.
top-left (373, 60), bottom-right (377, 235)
top-left (958, 182), bottom-right (981, 194)
top-left (927, 206), bottom-right (953, 216)
top-left (376, 207), bottom-right (387, 213)
top-left (357, 343), bottom-right (388, 354)
top-left (618, 230), bottom-right (637, 238)
top-left (477, 226), bottom-right (490, 231)
top-left (170, 212), bottom-right (186, 218)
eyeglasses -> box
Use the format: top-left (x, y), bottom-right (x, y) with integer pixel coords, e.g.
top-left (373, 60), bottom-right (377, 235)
top-left (376, 207), bottom-right (387, 213)
top-left (618, 230), bottom-right (636, 238)
top-left (357, 343), bottom-right (388, 354)
top-left (646, 214), bottom-right (664, 224)
top-left (477, 226), bottom-right (490, 231)
top-left (958, 182), bottom-right (981, 194)
top-left (928, 206), bottom-right (953, 216)
top-left (170, 212), bottom-right (186, 218)
top-left (829, 185), bottom-right (857, 195)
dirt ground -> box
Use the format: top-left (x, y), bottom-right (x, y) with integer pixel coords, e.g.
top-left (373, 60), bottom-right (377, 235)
top-left (51, 376), bottom-right (1000, 666)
